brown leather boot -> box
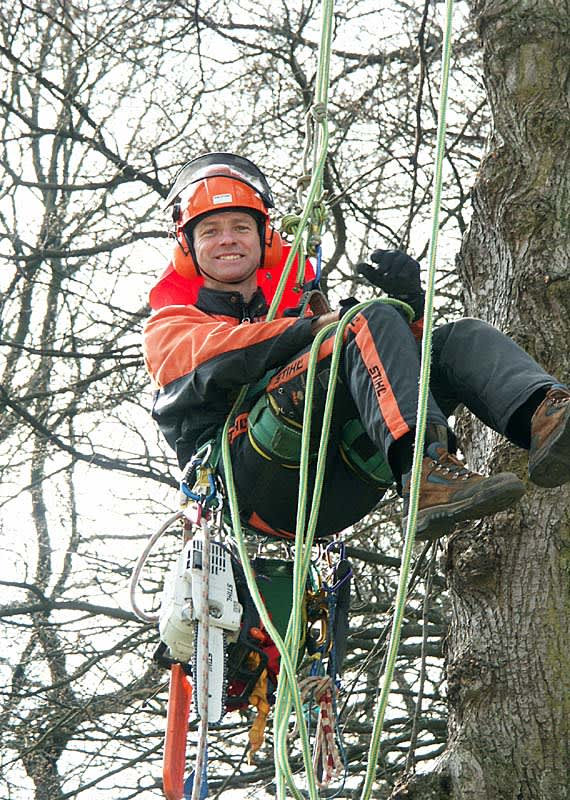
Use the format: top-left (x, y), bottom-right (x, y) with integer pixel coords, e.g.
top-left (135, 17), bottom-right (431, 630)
top-left (403, 443), bottom-right (525, 540)
top-left (528, 385), bottom-right (570, 487)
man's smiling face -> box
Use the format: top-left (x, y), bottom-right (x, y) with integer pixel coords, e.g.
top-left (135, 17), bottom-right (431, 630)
top-left (193, 210), bottom-right (262, 295)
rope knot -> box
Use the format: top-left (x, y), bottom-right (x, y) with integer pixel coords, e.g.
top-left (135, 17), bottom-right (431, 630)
top-left (311, 102), bottom-right (327, 122)
top-left (281, 212), bottom-right (303, 237)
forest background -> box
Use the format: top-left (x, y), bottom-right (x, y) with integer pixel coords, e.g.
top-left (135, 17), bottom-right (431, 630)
top-left (1, 1), bottom-right (569, 799)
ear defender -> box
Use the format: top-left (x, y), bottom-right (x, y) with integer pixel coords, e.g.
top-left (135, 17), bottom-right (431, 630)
top-left (262, 220), bottom-right (284, 270)
top-left (171, 230), bottom-right (199, 281)
top-left (171, 219), bottom-right (284, 281)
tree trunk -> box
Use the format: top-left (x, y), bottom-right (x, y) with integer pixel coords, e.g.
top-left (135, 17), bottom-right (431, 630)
top-left (394, 3), bottom-right (570, 798)
top-left (441, 2), bottom-right (570, 798)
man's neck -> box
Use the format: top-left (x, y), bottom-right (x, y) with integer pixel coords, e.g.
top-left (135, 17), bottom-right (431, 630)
top-left (202, 276), bottom-right (258, 302)
top-left (196, 285), bottom-right (268, 320)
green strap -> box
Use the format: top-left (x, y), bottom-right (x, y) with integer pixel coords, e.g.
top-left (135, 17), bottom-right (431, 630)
top-left (358, 3), bottom-right (455, 797)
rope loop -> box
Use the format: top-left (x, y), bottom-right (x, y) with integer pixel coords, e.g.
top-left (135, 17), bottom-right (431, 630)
top-left (281, 212), bottom-right (303, 237)
top-left (294, 675), bottom-right (343, 787)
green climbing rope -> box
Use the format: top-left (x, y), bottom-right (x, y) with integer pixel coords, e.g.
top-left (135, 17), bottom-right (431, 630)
top-left (219, 0), bottom-right (454, 795)
top-left (358, 3), bottom-right (455, 798)
top-left (272, 299), bottom-right (414, 795)
top-left (221, 2), bottom-right (337, 797)
top-left (266, 0), bottom-right (334, 320)
top-left (222, 299), bottom-right (413, 800)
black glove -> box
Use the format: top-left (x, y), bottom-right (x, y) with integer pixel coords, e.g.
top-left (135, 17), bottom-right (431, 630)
top-left (338, 297), bottom-right (360, 318)
top-left (357, 249), bottom-right (422, 296)
top-left (357, 249), bottom-right (425, 320)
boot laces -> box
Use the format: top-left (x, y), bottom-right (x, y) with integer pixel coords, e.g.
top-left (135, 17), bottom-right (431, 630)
top-left (546, 387), bottom-right (570, 407)
top-left (430, 451), bottom-right (471, 481)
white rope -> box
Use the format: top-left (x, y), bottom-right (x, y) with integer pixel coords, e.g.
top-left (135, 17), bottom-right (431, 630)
top-left (129, 511), bottom-right (184, 623)
top-left (192, 517), bottom-right (211, 800)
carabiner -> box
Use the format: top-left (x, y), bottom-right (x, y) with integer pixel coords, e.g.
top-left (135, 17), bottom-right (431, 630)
top-left (180, 443), bottom-right (219, 507)
top-left (180, 470), bottom-right (218, 504)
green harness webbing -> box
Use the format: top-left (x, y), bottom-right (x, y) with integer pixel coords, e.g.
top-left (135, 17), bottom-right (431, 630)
top-left (217, 0), bottom-right (454, 796)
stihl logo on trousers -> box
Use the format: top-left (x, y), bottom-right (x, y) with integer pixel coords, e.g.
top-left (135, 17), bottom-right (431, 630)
top-left (368, 364), bottom-right (386, 398)
top-left (272, 358), bottom-right (305, 384)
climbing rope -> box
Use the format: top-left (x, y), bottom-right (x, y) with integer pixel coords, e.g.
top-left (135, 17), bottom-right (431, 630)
top-left (271, 299), bottom-right (415, 798)
top-left (220, 5), bottom-right (337, 795)
top-left (358, 2), bottom-right (454, 797)
top-left (266, 0), bottom-right (334, 319)
top-left (129, 510), bottom-right (184, 623)
top-left (220, 0), bottom-right (456, 794)
top-left (222, 299), bottom-right (413, 800)
top-left (191, 517), bottom-right (211, 800)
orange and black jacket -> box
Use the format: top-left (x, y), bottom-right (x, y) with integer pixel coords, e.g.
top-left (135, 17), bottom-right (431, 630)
top-left (143, 287), bottom-right (316, 466)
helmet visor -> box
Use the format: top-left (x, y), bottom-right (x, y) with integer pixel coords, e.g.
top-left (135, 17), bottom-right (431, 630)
top-left (165, 152), bottom-right (275, 209)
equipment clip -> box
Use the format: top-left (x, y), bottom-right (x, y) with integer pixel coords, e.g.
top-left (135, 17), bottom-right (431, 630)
top-left (180, 443), bottom-right (222, 517)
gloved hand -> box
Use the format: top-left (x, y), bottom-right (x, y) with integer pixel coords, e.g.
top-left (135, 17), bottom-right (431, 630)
top-left (338, 297), bottom-right (360, 318)
top-left (357, 249), bottom-right (422, 297)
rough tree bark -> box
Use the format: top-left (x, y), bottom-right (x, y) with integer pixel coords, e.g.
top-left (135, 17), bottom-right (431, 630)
top-left (396, 2), bottom-right (570, 799)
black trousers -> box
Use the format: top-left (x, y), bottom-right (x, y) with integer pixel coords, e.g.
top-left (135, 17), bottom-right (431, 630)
top-left (226, 304), bottom-right (555, 538)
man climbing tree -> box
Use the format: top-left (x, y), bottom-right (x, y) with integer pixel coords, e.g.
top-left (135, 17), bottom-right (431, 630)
top-left (142, 152), bottom-right (570, 544)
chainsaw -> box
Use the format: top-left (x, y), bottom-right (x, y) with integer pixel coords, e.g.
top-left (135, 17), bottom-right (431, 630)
top-left (159, 534), bottom-right (243, 723)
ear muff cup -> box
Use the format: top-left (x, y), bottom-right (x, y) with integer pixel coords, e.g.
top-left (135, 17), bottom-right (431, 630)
top-left (171, 234), bottom-right (199, 281)
top-left (262, 221), bottom-right (284, 270)
top-left (171, 220), bottom-right (284, 281)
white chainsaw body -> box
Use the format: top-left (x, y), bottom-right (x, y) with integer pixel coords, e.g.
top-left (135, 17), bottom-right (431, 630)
top-left (159, 537), bottom-right (242, 722)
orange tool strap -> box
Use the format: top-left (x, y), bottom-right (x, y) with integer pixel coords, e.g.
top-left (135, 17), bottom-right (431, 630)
top-left (163, 664), bottom-right (193, 800)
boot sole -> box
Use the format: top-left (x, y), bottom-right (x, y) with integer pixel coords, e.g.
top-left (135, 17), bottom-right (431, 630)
top-left (529, 412), bottom-right (570, 488)
top-left (404, 474), bottom-right (525, 541)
